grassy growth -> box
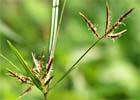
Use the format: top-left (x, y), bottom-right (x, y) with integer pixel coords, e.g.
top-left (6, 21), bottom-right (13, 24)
top-left (0, 0), bottom-right (135, 100)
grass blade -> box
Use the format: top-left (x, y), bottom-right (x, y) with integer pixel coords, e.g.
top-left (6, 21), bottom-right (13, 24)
top-left (0, 20), bottom-right (22, 43)
top-left (7, 40), bottom-right (43, 91)
top-left (0, 54), bottom-right (21, 71)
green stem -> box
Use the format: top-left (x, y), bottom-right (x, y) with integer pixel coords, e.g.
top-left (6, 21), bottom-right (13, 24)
top-left (43, 93), bottom-right (47, 100)
top-left (50, 35), bottom-right (105, 90)
top-left (52, 0), bottom-right (68, 54)
top-left (46, 0), bottom-right (59, 99)
top-left (57, 0), bottom-right (68, 34)
top-left (49, 0), bottom-right (59, 54)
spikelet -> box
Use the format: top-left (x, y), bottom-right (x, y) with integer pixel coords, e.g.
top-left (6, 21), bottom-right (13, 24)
top-left (32, 51), bottom-right (45, 73)
top-left (107, 29), bottom-right (127, 39)
top-left (44, 49), bottom-right (53, 82)
top-left (32, 53), bottom-right (40, 72)
top-left (18, 86), bottom-right (32, 99)
top-left (44, 76), bottom-right (54, 86)
top-left (79, 12), bottom-right (99, 38)
top-left (39, 51), bottom-right (45, 69)
top-left (8, 69), bottom-right (31, 84)
top-left (106, 8), bottom-right (134, 35)
top-left (105, 0), bottom-right (111, 34)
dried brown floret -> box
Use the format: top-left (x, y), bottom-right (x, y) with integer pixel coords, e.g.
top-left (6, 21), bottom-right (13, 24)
top-left (105, 0), bottom-right (110, 34)
top-left (18, 86), bottom-right (32, 99)
top-left (8, 70), bottom-right (31, 84)
top-left (79, 12), bottom-right (99, 38)
top-left (106, 8), bottom-right (134, 35)
top-left (106, 29), bottom-right (127, 39)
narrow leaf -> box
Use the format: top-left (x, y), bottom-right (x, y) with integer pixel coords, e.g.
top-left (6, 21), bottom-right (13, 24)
top-left (0, 20), bottom-right (22, 43)
top-left (0, 54), bottom-right (21, 71)
top-left (7, 40), bottom-right (43, 91)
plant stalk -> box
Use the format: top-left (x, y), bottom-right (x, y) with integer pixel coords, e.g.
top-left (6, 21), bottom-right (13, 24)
top-left (49, 0), bottom-right (59, 54)
top-left (57, 0), bottom-right (68, 34)
top-left (50, 35), bottom-right (105, 90)
top-left (46, 0), bottom-right (59, 99)
top-left (43, 93), bottom-right (47, 100)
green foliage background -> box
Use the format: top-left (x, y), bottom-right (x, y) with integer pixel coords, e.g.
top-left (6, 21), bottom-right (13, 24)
top-left (0, 0), bottom-right (139, 100)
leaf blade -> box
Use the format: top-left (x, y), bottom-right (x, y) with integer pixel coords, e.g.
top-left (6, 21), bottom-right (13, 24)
top-left (7, 40), bottom-right (43, 91)
top-left (0, 54), bottom-right (21, 71)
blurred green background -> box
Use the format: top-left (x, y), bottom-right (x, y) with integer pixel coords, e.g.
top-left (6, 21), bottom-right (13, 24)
top-left (0, 0), bottom-right (140, 100)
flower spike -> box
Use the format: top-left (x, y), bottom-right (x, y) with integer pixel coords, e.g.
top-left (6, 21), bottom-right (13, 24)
top-left (79, 12), bottom-right (99, 38)
top-left (106, 8), bottom-right (134, 35)
top-left (105, 0), bottom-right (110, 34)
top-left (107, 29), bottom-right (127, 39)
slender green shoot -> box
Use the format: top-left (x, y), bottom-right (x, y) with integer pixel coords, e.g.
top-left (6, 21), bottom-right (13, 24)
top-left (49, 0), bottom-right (59, 54)
top-left (0, 54), bottom-right (21, 71)
top-left (49, 3), bottom-right (134, 90)
top-left (57, 0), bottom-right (68, 34)
top-left (7, 40), bottom-right (43, 91)
top-left (50, 35), bottom-right (105, 90)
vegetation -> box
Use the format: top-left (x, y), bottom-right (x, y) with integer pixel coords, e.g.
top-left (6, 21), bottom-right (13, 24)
top-left (0, 0), bottom-right (139, 100)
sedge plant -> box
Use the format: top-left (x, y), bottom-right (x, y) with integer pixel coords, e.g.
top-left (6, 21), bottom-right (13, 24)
top-left (0, 0), bottom-right (134, 100)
